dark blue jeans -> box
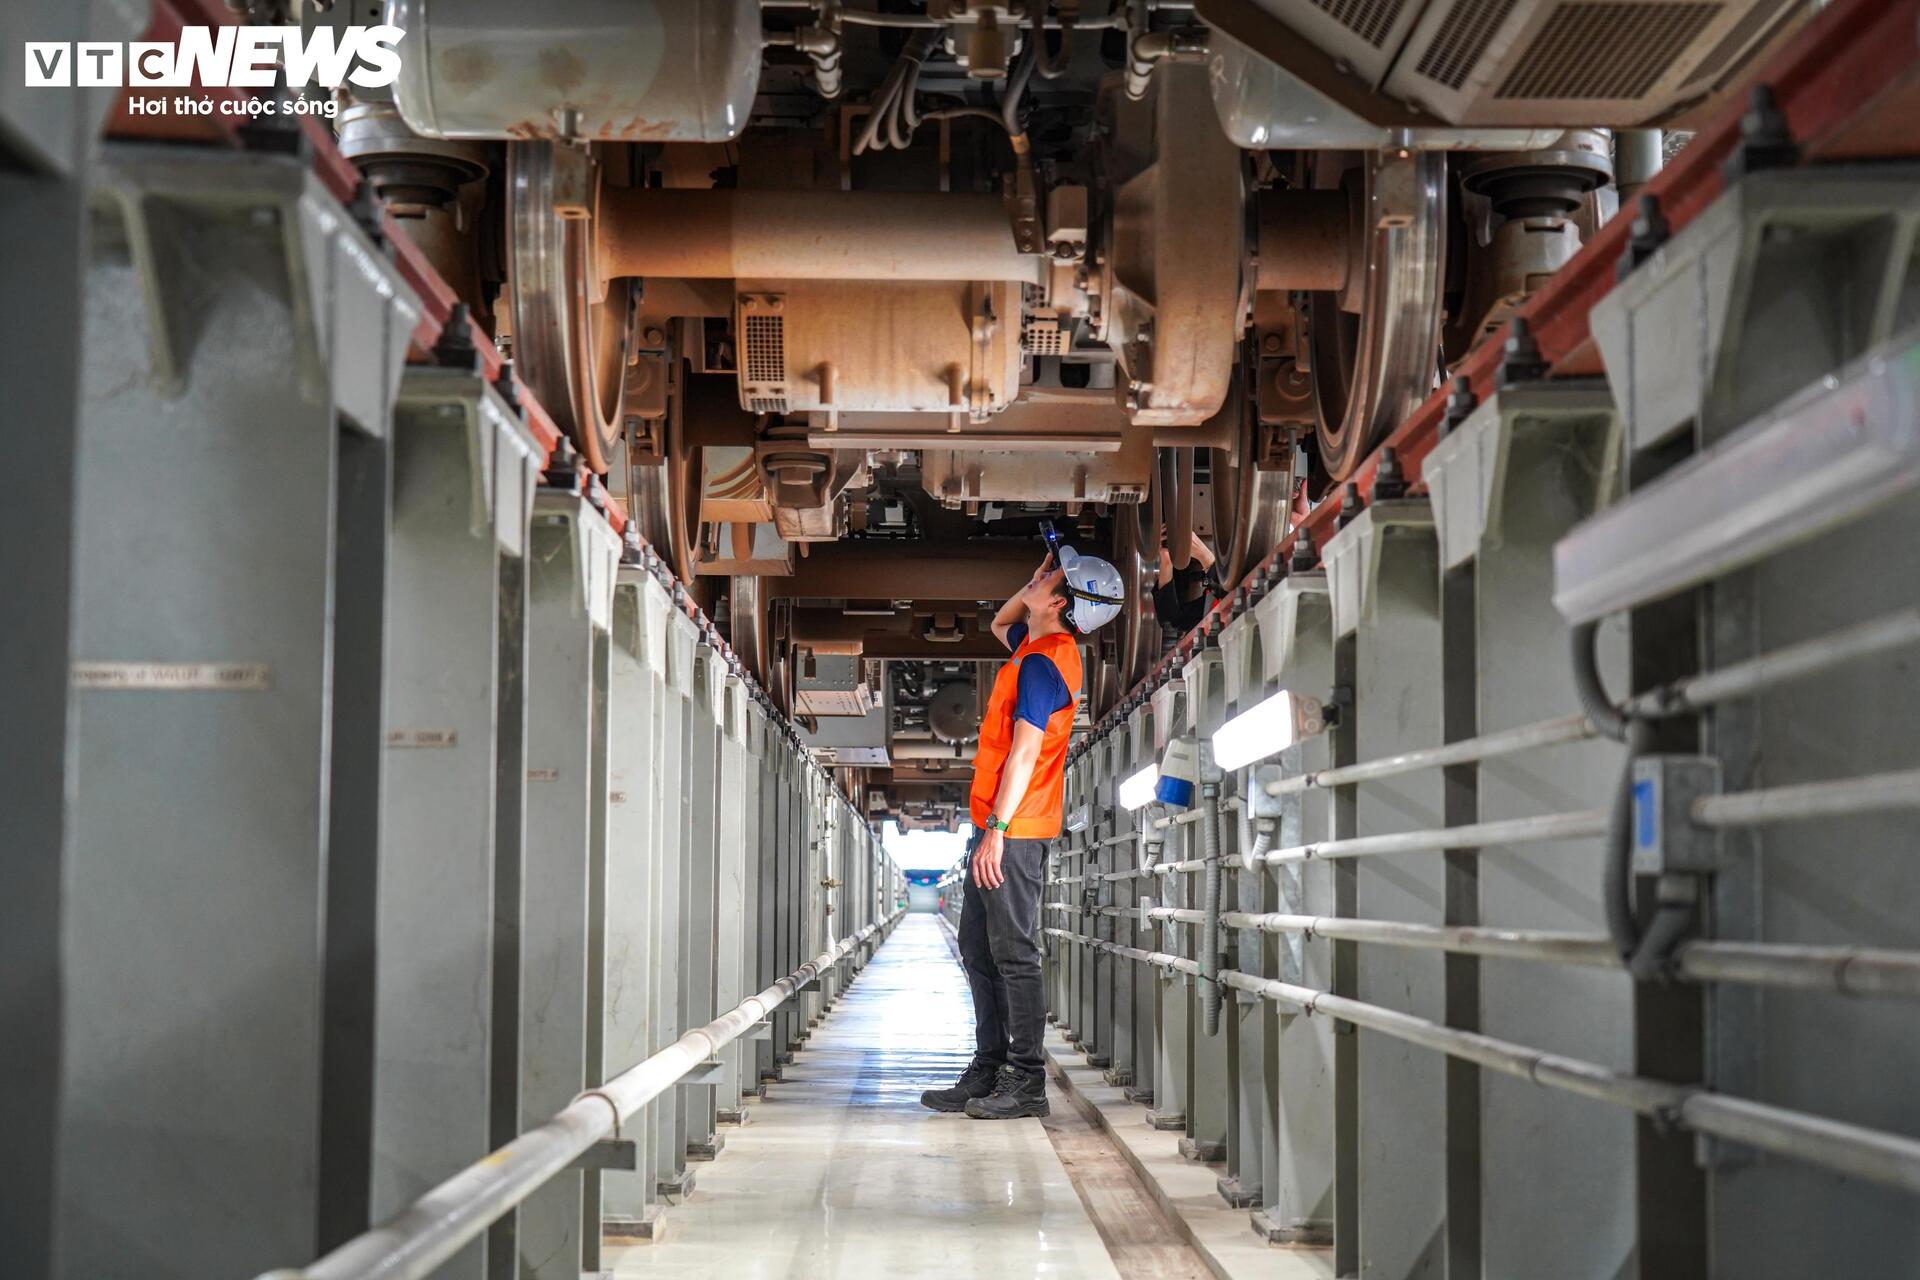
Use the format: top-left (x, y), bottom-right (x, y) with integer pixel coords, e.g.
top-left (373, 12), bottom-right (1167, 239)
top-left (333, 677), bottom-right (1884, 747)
top-left (957, 831), bottom-right (1048, 1077)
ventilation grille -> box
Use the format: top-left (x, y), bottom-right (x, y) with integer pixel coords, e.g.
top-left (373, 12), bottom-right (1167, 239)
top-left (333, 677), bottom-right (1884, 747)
top-left (1310, 0), bottom-right (1409, 47)
top-left (1415, 0), bottom-right (1520, 89)
top-left (745, 395), bottom-right (788, 413)
top-left (743, 312), bottom-right (786, 384)
top-left (1023, 320), bottom-right (1068, 356)
top-left (1497, 2), bottom-right (1719, 99)
top-left (1684, 0), bottom-right (1778, 86)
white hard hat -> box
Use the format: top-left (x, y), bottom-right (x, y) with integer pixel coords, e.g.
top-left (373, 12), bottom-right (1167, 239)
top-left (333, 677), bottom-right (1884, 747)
top-left (1057, 544), bottom-right (1125, 634)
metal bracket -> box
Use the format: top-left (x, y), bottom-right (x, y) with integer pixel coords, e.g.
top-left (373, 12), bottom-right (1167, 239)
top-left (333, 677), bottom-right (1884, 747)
top-left (1422, 381), bottom-right (1620, 572)
top-left (1322, 498), bottom-right (1435, 638)
top-left (549, 142), bottom-right (594, 219)
top-left (1249, 762), bottom-right (1288, 821)
top-left (566, 1138), bottom-right (639, 1172)
top-left (677, 1058), bottom-right (727, 1087)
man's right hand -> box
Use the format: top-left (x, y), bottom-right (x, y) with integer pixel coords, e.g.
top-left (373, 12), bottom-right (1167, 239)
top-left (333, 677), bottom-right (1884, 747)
top-left (973, 827), bottom-right (1006, 891)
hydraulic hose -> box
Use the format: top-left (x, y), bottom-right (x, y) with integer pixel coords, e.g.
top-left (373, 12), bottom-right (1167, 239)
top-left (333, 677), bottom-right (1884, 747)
top-left (1032, 1), bottom-right (1073, 79)
top-left (1201, 785), bottom-right (1223, 1035)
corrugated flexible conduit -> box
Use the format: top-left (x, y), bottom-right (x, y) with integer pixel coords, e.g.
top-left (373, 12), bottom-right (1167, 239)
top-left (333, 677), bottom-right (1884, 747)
top-left (1200, 784), bottom-right (1223, 1034)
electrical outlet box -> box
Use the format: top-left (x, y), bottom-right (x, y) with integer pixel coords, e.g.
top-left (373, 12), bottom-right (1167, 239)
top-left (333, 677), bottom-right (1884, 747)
top-left (1249, 762), bottom-right (1288, 821)
top-left (1630, 756), bottom-right (1722, 876)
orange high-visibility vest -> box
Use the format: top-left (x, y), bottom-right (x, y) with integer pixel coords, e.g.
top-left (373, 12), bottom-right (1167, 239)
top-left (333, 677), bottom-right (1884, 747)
top-left (969, 629), bottom-right (1082, 839)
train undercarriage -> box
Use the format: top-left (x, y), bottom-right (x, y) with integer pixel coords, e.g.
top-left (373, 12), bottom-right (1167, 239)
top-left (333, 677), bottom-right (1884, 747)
top-left (320, 0), bottom-right (1803, 830)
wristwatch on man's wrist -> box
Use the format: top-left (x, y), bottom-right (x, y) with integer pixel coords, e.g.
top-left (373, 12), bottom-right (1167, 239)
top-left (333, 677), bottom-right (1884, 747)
top-left (985, 814), bottom-right (1012, 833)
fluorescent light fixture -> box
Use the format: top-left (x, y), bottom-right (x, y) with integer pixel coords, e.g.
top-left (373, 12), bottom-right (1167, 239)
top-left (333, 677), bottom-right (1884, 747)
top-left (1117, 764), bottom-right (1160, 811)
top-left (1212, 690), bottom-right (1325, 772)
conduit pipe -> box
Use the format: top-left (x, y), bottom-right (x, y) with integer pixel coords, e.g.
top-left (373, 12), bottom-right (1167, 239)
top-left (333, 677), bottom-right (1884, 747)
top-left (268, 913), bottom-right (901, 1280)
top-left (1200, 784), bottom-right (1224, 1034)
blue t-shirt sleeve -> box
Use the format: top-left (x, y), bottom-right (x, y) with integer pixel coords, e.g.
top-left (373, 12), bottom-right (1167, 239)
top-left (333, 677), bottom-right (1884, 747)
top-left (1013, 654), bottom-right (1073, 730)
top-left (1005, 621), bottom-right (1028, 652)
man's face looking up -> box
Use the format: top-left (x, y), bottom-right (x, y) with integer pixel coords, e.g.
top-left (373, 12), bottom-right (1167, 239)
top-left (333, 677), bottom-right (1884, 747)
top-left (1019, 565), bottom-right (1068, 625)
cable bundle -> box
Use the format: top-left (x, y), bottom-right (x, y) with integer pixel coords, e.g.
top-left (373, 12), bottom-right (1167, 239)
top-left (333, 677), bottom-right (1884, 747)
top-left (854, 30), bottom-right (939, 154)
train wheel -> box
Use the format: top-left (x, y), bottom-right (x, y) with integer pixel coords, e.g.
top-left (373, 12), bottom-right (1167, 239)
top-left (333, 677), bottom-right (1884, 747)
top-left (728, 573), bottom-right (772, 691)
top-left (506, 141), bottom-right (634, 474)
top-left (1109, 494), bottom-right (1160, 710)
top-left (1305, 150), bottom-right (1447, 482)
top-left (657, 361), bottom-right (709, 586)
top-left (1206, 372), bottom-right (1294, 587)
top-left (764, 600), bottom-right (796, 718)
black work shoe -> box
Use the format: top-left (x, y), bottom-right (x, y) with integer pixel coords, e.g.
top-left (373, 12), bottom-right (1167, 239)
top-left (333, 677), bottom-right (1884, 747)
top-left (964, 1065), bottom-right (1050, 1119)
top-left (921, 1057), bottom-right (1002, 1113)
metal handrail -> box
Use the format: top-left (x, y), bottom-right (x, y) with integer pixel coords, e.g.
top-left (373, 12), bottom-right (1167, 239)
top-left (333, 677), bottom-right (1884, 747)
top-left (1146, 795), bottom-right (1243, 829)
top-left (1044, 927), bottom-right (1920, 1196)
top-left (1266, 714), bottom-right (1597, 797)
top-left (1260, 809), bottom-right (1605, 864)
top-left (1046, 926), bottom-right (1199, 978)
top-left (1074, 767), bottom-right (1916, 922)
top-left (1192, 911), bottom-right (1920, 998)
top-left (1693, 768), bottom-right (1920, 828)
top-left (1245, 606), bottom-right (1920, 796)
top-left (1219, 969), bottom-right (1920, 1197)
top-left (1624, 606), bottom-right (1920, 717)
top-left (263, 912), bottom-right (904, 1280)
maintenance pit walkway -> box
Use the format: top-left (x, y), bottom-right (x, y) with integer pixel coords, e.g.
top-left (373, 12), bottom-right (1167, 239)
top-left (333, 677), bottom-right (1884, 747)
top-left (608, 912), bottom-right (1126, 1279)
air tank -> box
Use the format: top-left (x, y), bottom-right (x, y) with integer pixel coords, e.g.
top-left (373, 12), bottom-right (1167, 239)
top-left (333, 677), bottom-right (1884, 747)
top-left (387, 0), bottom-right (761, 142)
